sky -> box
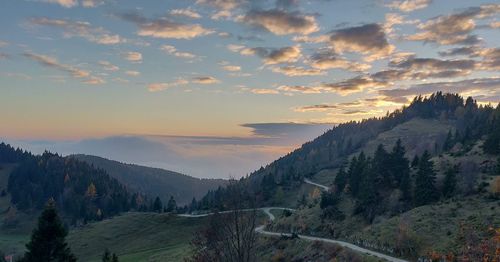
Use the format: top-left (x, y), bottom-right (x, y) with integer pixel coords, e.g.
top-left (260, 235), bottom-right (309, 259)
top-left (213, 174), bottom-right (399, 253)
top-left (0, 0), bottom-right (499, 178)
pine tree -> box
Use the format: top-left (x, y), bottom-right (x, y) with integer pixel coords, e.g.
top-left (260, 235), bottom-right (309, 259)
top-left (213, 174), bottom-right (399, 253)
top-left (356, 163), bottom-right (379, 222)
top-left (414, 151), bottom-right (439, 206)
top-left (102, 249), bottom-right (111, 262)
top-left (349, 152), bottom-right (367, 196)
top-left (390, 139), bottom-right (410, 189)
top-left (443, 165), bottom-right (459, 198)
top-left (443, 129), bottom-right (454, 151)
top-left (411, 155), bottom-right (419, 168)
top-left (333, 166), bottom-right (347, 192)
top-left (22, 199), bottom-right (77, 262)
top-left (373, 144), bottom-right (390, 188)
top-left (153, 197), bottom-right (163, 213)
top-left (166, 196), bottom-right (177, 212)
top-left (111, 254), bottom-right (118, 262)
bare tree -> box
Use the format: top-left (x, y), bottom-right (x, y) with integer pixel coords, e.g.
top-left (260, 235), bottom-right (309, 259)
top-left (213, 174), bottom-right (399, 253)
top-left (188, 180), bottom-right (258, 262)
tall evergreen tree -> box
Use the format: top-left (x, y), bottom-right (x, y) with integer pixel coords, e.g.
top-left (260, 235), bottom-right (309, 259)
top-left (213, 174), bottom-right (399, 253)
top-left (373, 144), bottom-right (390, 188)
top-left (414, 151), bottom-right (439, 206)
top-left (443, 129), bottom-right (454, 151)
top-left (356, 162), bottom-right (380, 222)
top-left (102, 249), bottom-right (111, 262)
top-left (411, 155), bottom-right (419, 168)
top-left (152, 197), bottom-right (163, 213)
top-left (349, 152), bottom-right (367, 196)
top-left (22, 199), bottom-right (77, 262)
top-left (166, 196), bottom-right (177, 212)
top-left (443, 165), bottom-right (459, 198)
top-left (333, 166), bottom-right (347, 192)
top-left (390, 139), bottom-right (410, 188)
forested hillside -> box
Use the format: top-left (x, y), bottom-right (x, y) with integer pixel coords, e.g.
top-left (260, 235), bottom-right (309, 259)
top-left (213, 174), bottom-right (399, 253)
top-left (195, 92), bottom-right (500, 210)
top-left (72, 155), bottom-right (226, 205)
top-left (0, 143), bottom-right (152, 224)
top-left (192, 92), bottom-right (500, 259)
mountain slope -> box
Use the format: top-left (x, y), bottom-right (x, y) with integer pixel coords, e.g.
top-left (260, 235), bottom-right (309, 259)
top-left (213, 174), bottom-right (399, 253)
top-left (194, 92), bottom-right (500, 260)
top-left (72, 155), bottom-right (226, 205)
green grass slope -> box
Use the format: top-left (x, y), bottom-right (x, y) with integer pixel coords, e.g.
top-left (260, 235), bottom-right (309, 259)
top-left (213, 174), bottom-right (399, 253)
top-left (67, 212), bottom-right (208, 262)
top-left (73, 155), bottom-right (227, 205)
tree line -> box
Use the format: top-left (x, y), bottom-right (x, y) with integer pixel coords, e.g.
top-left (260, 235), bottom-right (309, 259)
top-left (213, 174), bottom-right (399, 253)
top-left (1, 143), bottom-right (180, 224)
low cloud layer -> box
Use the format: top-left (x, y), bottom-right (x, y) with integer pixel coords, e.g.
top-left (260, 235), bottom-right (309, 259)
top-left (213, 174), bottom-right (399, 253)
top-left (6, 123), bottom-right (332, 178)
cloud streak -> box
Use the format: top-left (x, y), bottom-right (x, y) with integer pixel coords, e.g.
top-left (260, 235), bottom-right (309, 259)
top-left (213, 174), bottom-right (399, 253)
top-left (29, 17), bottom-right (122, 45)
top-left (23, 52), bottom-right (104, 85)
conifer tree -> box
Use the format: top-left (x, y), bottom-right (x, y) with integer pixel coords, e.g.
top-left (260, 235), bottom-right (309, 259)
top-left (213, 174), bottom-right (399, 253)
top-left (414, 151), bottom-right (439, 206)
top-left (166, 196), bottom-right (177, 212)
top-left (102, 249), bottom-right (111, 262)
top-left (373, 144), bottom-right (390, 187)
top-left (349, 152), bottom-right (367, 196)
top-left (22, 199), bottom-right (77, 262)
top-left (356, 163), bottom-right (379, 222)
top-left (153, 197), bottom-right (163, 213)
top-left (443, 165), bottom-right (459, 198)
top-left (443, 129), bottom-right (454, 151)
top-left (411, 155), bottom-right (419, 168)
top-left (390, 139), bottom-right (410, 188)
top-left (333, 166), bottom-right (347, 192)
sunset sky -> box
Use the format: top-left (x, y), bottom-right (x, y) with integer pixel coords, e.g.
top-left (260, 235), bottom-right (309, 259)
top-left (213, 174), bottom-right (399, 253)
top-left (1, 0), bottom-right (499, 178)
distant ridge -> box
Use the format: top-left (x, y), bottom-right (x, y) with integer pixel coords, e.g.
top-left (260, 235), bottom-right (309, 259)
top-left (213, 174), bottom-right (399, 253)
top-left (72, 154), bottom-right (227, 205)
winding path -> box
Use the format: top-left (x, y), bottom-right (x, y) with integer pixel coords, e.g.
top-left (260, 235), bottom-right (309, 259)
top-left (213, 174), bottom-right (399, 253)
top-left (179, 179), bottom-right (408, 262)
top-left (304, 178), bottom-right (330, 191)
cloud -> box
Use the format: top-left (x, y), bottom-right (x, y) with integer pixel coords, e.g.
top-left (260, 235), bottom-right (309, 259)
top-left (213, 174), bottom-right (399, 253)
top-left (42, 0), bottom-right (78, 8)
top-left (227, 44), bottom-right (246, 52)
top-left (250, 88), bottom-right (279, 94)
top-left (98, 60), bottom-right (119, 71)
top-left (294, 104), bottom-right (338, 112)
top-left (211, 10), bottom-right (232, 20)
top-left (169, 8), bottom-right (202, 19)
top-left (329, 23), bottom-right (395, 61)
top-left (222, 65), bottom-right (241, 71)
top-left (241, 45), bottom-right (301, 64)
top-left (125, 70), bottom-right (140, 77)
top-left (241, 9), bottom-right (319, 35)
top-left (196, 0), bottom-right (243, 11)
top-left (29, 17), bottom-right (122, 45)
top-left (147, 78), bottom-right (189, 92)
top-left (240, 122), bottom-right (332, 139)
top-left (271, 66), bottom-right (325, 76)
top-left (24, 52), bottom-right (104, 85)
top-left (292, 34), bottom-right (330, 44)
top-left (124, 51), bottom-right (142, 63)
top-left (277, 85), bottom-right (322, 94)
top-left (81, 0), bottom-right (104, 7)
top-left (7, 121), bottom-right (332, 179)
top-left (385, 0), bottom-right (432, 12)
top-left (160, 45), bottom-right (197, 59)
top-left (407, 4), bottom-right (500, 45)
top-left (438, 46), bottom-right (479, 57)
top-left (192, 76), bottom-right (220, 84)
top-left (478, 47), bottom-right (500, 71)
top-left (378, 77), bottom-right (500, 99)
top-left (367, 55), bottom-right (480, 83)
top-left (307, 50), bottom-right (371, 71)
top-left (320, 76), bottom-right (387, 95)
top-left (0, 53), bottom-right (10, 60)
top-left (118, 12), bottom-right (214, 39)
